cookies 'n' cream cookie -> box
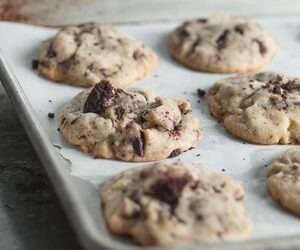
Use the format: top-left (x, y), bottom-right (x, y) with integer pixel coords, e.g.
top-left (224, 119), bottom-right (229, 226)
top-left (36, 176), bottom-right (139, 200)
top-left (267, 148), bottom-right (300, 216)
top-left (33, 23), bottom-right (158, 87)
top-left (168, 16), bottom-right (276, 73)
top-left (208, 72), bottom-right (300, 144)
top-left (58, 80), bottom-right (201, 161)
top-left (100, 161), bottom-right (252, 246)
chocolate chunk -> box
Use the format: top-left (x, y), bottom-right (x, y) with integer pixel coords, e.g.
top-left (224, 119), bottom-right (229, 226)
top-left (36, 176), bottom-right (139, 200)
top-left (168, 149), bottom-right (181, 158)
top-left (132, 131), bottom-right (145, 157)
top-left (48, 113), bottom-right (55, 118)
top-left (31, 59), bottom-right (39, 69)
top-left (133, 50), bottom-right (145, 60)
top-left (282, 80), bottom-right (300, 91)
top-left (216, 29), bottom-right (230, 49)
top-left (234, 25), bottom-right (244, 35)
top-left (197, 88), bottom-right (206, 98)
top-left (47, 46), bottom-right (56, 58)
top-left (178, 29), bottom-right (190, 39)
top-left (115, 106), bottom-right (125, 120)
top-left (87, 63), bottom-right (94, 71)
top-left (149, 174), bottom-right (191, 208)
top-left (272, 85), bottom-right (282, 95)
top-left (253, 39), bottom-right (267, 55)
top-left (197, 18), bottom-right (207, 23)
top-left (83, 80), bottom-right (115, 114)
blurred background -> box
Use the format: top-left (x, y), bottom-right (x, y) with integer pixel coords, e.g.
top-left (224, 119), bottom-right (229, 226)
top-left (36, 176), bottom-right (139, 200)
top-left (1, 0), bottom-right (300, 26)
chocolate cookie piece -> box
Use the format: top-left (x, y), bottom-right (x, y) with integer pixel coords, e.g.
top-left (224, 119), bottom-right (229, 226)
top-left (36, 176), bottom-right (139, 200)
top-left (168, 15), bottom-right (277, 73)
top-left (208, 72), bottom-right (300, 144)
top-left (100, 162), bottom-right (252, 246)
top-left (58, 81), bottom-right (201, 161)
top-left (34, 23), bottom-right (158, 88)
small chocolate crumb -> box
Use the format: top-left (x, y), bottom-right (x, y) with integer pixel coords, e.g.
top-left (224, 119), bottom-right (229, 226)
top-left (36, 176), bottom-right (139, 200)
top-left (47, 47), bottom-right (56, 58)
top-left (216, 29), bottom-right (230, 49)
top-left (48, 100), bottom-right (52, 103)
top-left (115, 106), bottom-right (125, 120)
top-left (31, 59), bottom-right (39, 69)
top-left (168, 149), bottom-right (181, 158)
top-left (234, 25), bottom-right (244, 35)
top-left (197, 88), bottom-right (206, 98)
top-left (133, 50), bottom-right (145, 60)
top-left (221, 169), bottom-right (225, 172)
top-left (197, 18), bottom-right (207, 23)
top-left (253, 39), bottom-right (267, 55)
top-left (132, 131), bottom-right (145, 157)
top-left (48, 113), bottom-right (55, 118)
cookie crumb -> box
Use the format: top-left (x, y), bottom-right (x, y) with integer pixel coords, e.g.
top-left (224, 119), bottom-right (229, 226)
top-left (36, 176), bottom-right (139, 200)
top-left (48, 113), bottom-right (55, 118)
top-left (31, 59), bottom-right (39, 69)
top-left (197, 88), bottom-right (206, 98)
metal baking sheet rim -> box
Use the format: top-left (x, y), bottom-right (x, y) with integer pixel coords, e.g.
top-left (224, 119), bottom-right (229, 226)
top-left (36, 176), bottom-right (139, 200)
top-left (0, 52), bottom-right (300, 250)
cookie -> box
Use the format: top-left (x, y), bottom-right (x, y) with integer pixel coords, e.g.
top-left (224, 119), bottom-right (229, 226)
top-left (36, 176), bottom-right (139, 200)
top-left (58, 80), bottom-right (201, 161)
top-left (267, 148), bottom-right (300, 216)
top-left (100, 161), bottom-right (252, 246)
top-left (207, 72), bottom-right (300, 144)
top-left (33, 23), bottom-right (158, 87)
top-left (168, 15), bottom-right (276, 73)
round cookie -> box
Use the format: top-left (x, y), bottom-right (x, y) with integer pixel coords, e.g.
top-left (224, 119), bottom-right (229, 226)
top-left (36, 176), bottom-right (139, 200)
top-left (267, 148), bottom-right (300, 216)
top-left (207, 72), bottom-right (300, 144)
top-left (100, 161), bottom-right (252, 246)
top-left (58, 80), bottom-right (201, 161)
top-left (33, 23), bottom-right (158, 88)
top-left (168, 16), bottom-right (277, 73)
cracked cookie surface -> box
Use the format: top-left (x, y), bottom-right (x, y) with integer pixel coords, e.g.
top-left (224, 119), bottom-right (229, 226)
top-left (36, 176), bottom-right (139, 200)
top-left (267, 148), bottom-right (300, 216)
top-left (58, 81), bottom-right (201, 161)
top-left (100, 161), bottom-right (252, 246)
top-left (33, 23), bottom-right (158, 87)
top-left (168, 16), bottom-right (276, 73)
top-left (208, 72), bottom-right (300, 144)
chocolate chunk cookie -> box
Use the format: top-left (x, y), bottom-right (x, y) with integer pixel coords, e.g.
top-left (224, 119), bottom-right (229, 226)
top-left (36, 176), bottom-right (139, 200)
top-left (208, 72), bottom-right (300, 144)
top-left (58, 81), bottom-right (201, 161)
top-left (100, 162), bottom-right (252, 246)
top-left (33, 23), bottom-right (158, 87)
top-left (267, 148), bottom-right (300, 216)
top-left (168, 15), bottom-right (277, 73)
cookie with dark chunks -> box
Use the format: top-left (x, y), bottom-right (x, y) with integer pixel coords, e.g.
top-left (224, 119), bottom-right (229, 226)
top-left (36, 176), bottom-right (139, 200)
top-left (33, 23), bottom-right (158, 87)
top-left (58, 81), bottom-right (201, 161)
top-left (267, 148), bottom-right (300, 216)
top-left (207, 72), bottom-right (300, 144)
top-left (100, 162), bottom-right (252, 246)
top-left (168, 15), bottom-right (277, 73)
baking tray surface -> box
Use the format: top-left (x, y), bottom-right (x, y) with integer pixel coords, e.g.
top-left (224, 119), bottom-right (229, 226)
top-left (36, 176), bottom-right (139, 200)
top-left (1, 17), bottom-right (300, 250)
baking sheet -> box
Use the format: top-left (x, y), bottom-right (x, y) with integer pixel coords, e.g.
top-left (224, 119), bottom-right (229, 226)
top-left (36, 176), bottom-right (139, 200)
top-left (1, 16), bottom-right (300, 248)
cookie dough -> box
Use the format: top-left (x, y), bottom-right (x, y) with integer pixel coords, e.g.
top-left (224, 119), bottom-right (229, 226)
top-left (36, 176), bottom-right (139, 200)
top-left (168, 15), bottom-right (276, 73)
top-left (100, 161), bottom-right (252, 246)
top-left (33, 23), bottom-right (158, 87)
top-left (208, 72), bottom-right (300, 144)
top-left (267, 148), bottom-right (300, 215)
top-left (58, 80), bottom-right (201, 161)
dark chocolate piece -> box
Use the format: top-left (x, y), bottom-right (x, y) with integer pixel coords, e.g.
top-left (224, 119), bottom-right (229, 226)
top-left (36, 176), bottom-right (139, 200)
top-left (132, 131), bottom-right (145, 157)
top-left (48, 113), bottom-right (55, 118)
top-left (216, 29), bottom-right (230, 49)
top-left (83, 80), bottom-right (115, 115)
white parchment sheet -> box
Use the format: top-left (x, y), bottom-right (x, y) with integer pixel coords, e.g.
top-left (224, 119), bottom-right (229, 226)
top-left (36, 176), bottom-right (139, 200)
top-left (1, 17), bottom-right (300, 242)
